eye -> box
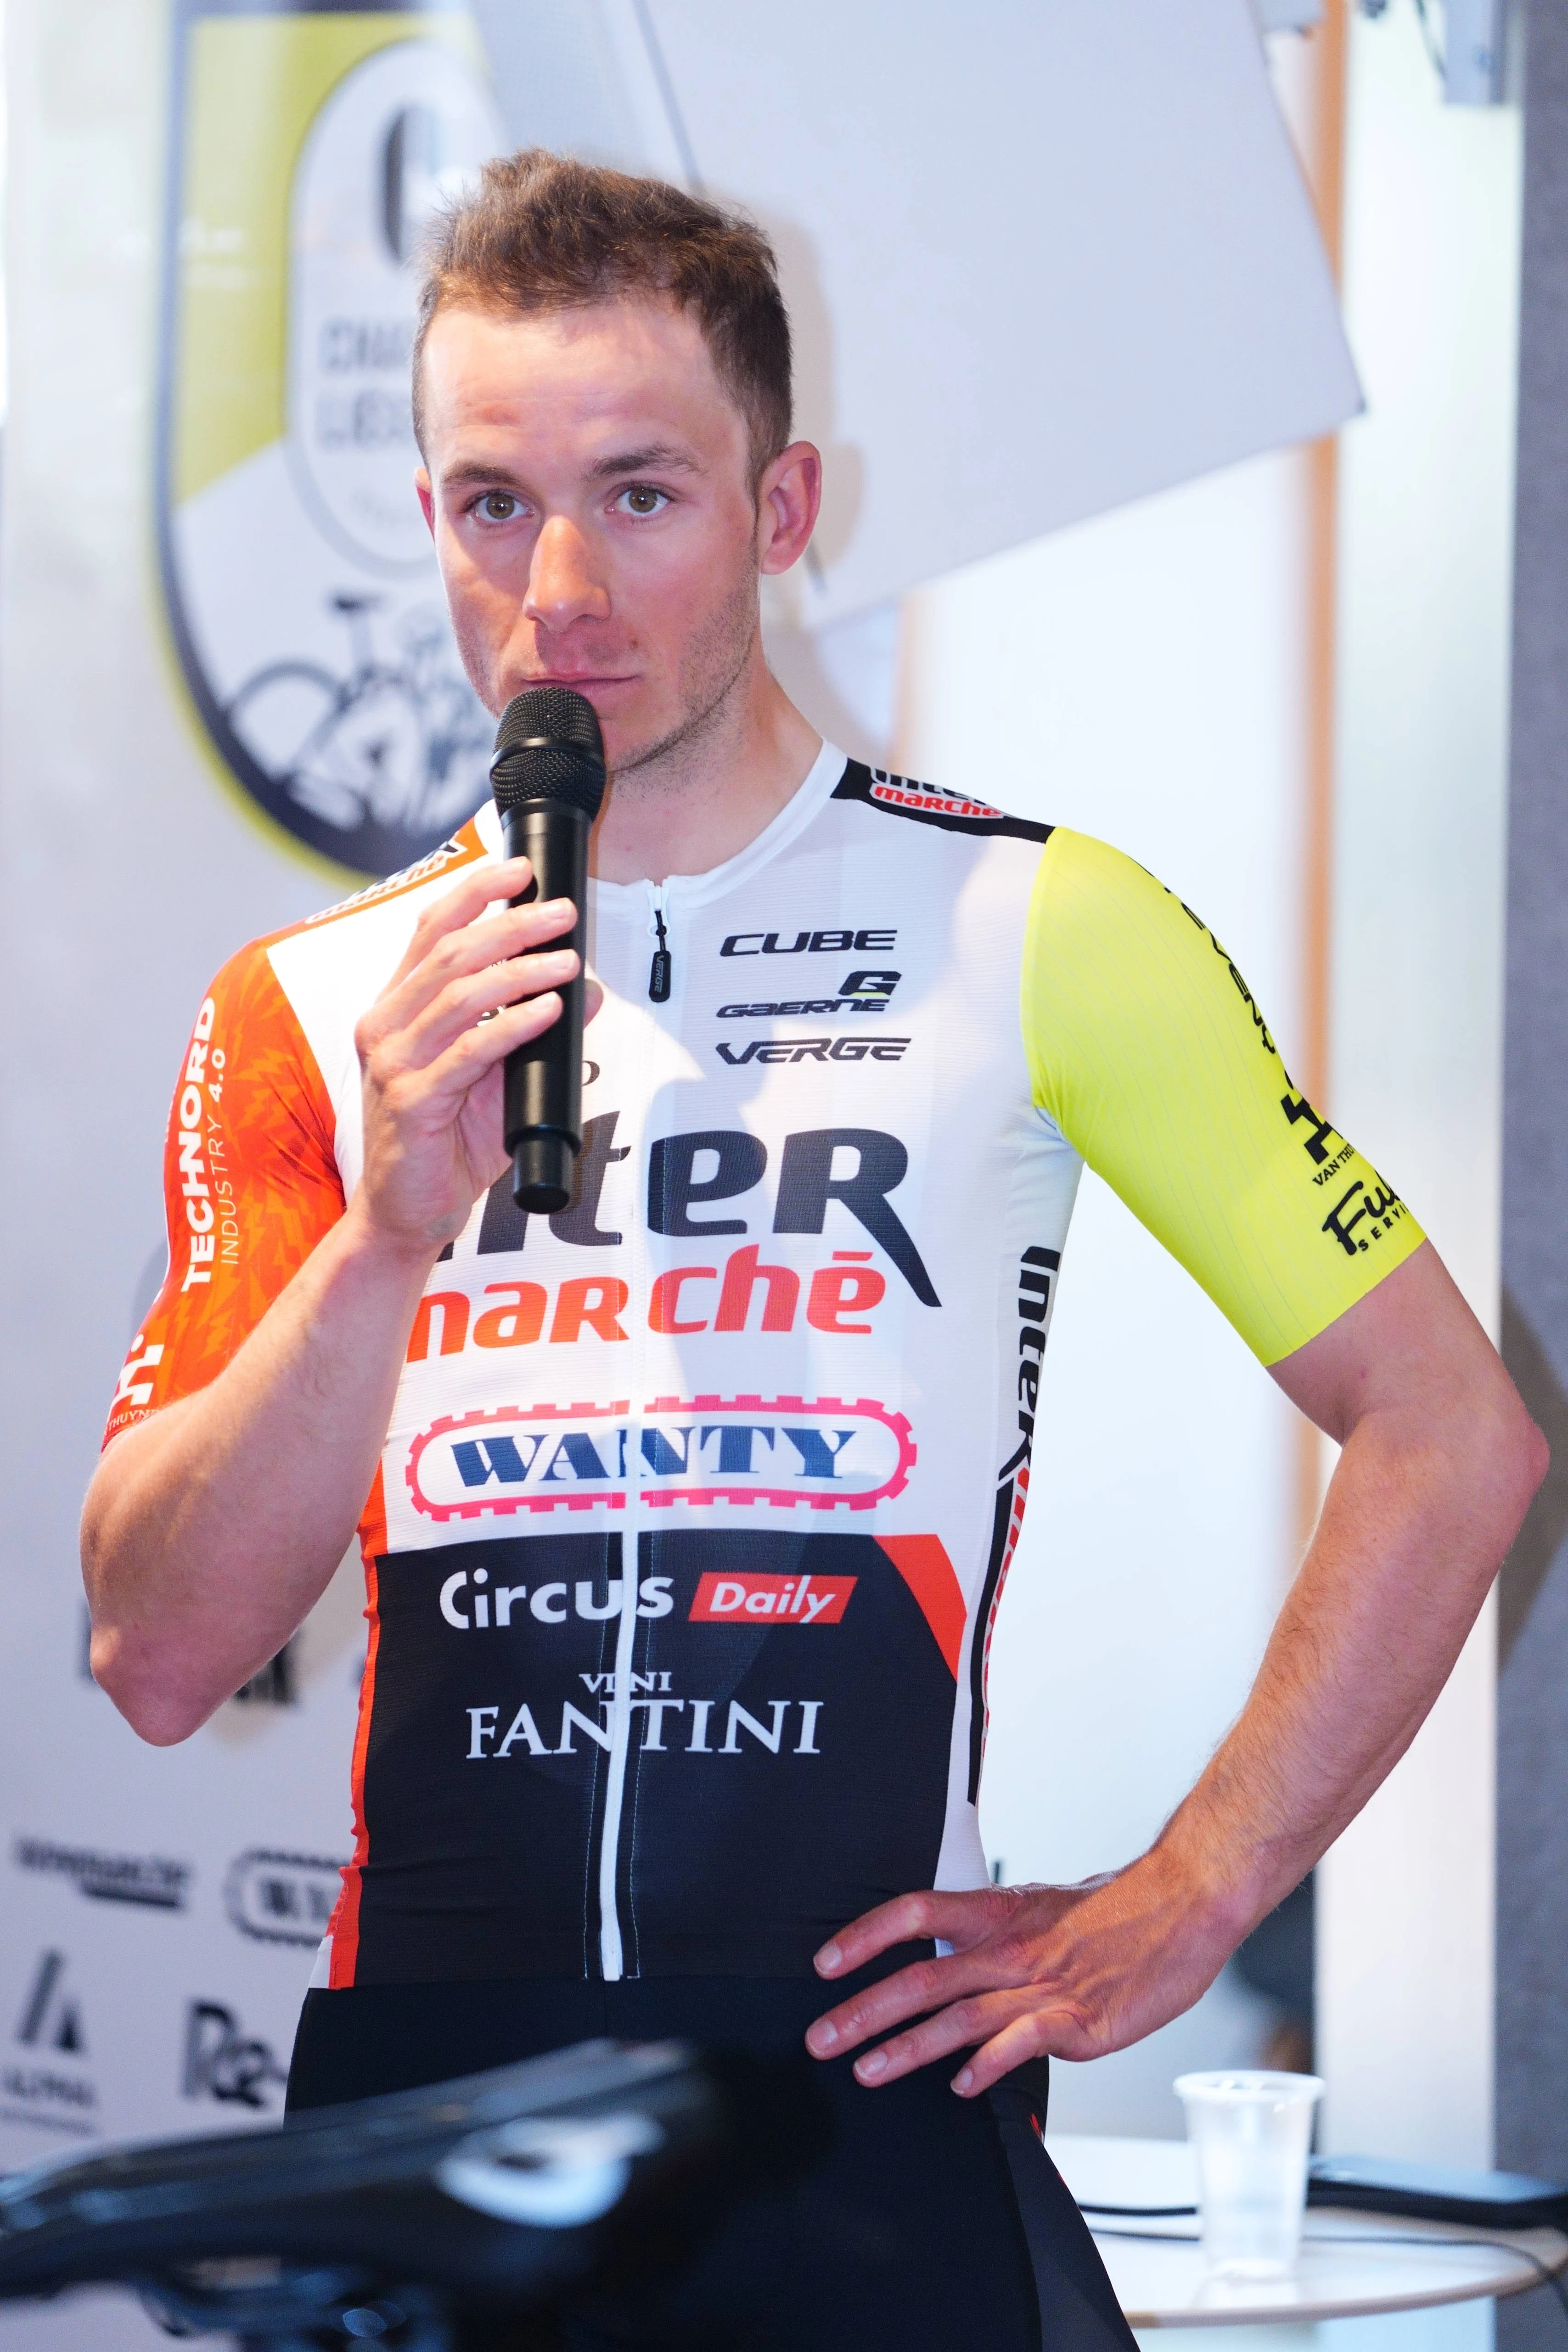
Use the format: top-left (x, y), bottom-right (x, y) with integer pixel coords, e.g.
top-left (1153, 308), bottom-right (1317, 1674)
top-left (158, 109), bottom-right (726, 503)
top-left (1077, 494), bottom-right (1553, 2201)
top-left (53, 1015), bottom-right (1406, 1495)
top-left (476, 491), bottom-right (519, 523)
top-left (617, 484), bottom-right (669, 517)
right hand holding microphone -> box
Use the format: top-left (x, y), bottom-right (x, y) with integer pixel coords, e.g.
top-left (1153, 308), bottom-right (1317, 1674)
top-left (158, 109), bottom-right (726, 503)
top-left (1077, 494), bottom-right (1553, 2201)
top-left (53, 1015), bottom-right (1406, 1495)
top-left (351, 857), bottom-right (601, 1260)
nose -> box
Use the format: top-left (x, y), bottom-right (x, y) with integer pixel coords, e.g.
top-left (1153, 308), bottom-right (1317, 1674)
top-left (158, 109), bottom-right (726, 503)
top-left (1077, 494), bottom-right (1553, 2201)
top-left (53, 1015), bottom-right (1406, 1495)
top-left (524, 515), bottom-right (610, 632)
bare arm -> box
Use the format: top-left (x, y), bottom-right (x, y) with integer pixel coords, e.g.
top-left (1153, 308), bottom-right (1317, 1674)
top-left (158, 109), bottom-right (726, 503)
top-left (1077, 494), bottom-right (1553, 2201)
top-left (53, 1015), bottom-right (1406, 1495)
top-left (82, 859), bottom-right (589, 1744)
top-left (804, 1240), bottom-right (1547, 2093)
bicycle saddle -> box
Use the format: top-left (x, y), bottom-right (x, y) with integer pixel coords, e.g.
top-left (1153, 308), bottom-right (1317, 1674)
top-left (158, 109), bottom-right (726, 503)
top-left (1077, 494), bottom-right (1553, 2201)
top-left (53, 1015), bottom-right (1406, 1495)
top-left (0, 2038), bottom-right (760, 2348)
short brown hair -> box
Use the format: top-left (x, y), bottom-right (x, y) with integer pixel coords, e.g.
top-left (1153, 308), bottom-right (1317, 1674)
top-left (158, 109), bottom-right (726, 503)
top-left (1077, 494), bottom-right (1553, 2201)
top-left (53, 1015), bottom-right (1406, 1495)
top-left (413, 150), bottom-right (792, 483)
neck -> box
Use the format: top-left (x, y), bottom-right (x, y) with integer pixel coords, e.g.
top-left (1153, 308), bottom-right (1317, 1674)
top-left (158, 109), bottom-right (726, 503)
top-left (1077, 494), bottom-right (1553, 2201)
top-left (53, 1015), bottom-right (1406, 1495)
top-left (590, 632), bottom-right (822, 885)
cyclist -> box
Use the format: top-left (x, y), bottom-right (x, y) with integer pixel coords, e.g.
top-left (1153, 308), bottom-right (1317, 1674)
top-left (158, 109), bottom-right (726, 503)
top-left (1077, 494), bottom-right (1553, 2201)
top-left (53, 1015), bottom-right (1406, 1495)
top-left (83, 154), bottom-right (1545, 2351)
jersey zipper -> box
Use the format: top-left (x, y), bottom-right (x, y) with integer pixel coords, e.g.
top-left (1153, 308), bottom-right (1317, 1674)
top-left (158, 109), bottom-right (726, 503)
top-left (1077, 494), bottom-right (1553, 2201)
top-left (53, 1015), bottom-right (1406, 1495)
top-left (648, 886), bottom-right (672, 1002)
top-left (597, 883), bottom-right (674, 1975)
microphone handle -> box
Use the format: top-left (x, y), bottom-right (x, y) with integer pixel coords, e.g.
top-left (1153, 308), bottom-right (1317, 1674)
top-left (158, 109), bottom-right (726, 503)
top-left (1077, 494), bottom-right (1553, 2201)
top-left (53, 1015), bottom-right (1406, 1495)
top-left (499, 799), bottom-right (591, 1213)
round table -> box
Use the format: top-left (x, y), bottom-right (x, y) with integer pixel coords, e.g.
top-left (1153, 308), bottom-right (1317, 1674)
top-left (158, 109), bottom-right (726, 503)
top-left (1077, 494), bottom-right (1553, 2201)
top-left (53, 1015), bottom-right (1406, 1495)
top-left (1047, 2134), bottom-right (1568, 2329)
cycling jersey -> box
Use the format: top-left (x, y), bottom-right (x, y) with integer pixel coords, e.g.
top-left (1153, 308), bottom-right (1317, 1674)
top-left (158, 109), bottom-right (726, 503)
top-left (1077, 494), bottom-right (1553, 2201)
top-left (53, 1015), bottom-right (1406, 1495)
top-left (105, 742), bottom-right (1422, 1989)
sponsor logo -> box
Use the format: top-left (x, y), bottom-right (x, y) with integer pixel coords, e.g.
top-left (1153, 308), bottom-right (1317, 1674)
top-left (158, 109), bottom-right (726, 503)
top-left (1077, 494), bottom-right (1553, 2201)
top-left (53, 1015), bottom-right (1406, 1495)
top-left (1321, 1179), bottom-right (1409, 1257)
top-left (3, 1952), bottom-right (96, 2136)
top-left (718, 969), bottom-right (902, 1018)
top-left (868, 776), bottom-right (1004, 821)
top-left (225, 1851), bottom-right (343, 1947)
top-left (1280, 1088), bottom-right (1385, 1205)
top-left (410, 1249), bottom-right (894, 1362)
top-left (456, 1119), bottom-right (939, 1312)
top-left (14, 1953), bottom-right (85, 2053)
top-left (1014, 1245), bottom-right (1060, 1464)
top-left (101, 994), bottom-right (240, 1345)
top-left (690, 1569), bottom-right (854, 1624)
top-left (407, 1395), bottom-right (915, 1522)
top-left (182, 2000), bottom-right (288, 2110)
top-left (720, 928), bottom-right (896, 957)
top-left (304, 836), bottom-right (469, 926)
top-left (716, 1036), bottom-right (910, 1068)
top-left (14, 1838), bottom-right (191, 1912)
top-left (230, 1644), bottom-right (298, 1706)
top-left (1173, 894), bottom-right (1278, 1054)
top-left (466, 1693), bottom-right (824, 1759)
top-left (440, 1570), bottom-right (674, 1628)
top-left (159, 12), bottom-right (503, 875)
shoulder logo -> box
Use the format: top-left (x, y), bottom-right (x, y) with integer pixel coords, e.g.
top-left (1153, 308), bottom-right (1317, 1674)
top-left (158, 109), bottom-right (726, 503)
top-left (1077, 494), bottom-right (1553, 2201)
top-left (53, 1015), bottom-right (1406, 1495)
top-left (158, 6), bottom-right (501, 878)
top-left (870, 775), bottom-right (1005, 821)
top-left (303, 832), bottom-right (477, 925)
top-left (831, 760), bottom-right (1051, 843)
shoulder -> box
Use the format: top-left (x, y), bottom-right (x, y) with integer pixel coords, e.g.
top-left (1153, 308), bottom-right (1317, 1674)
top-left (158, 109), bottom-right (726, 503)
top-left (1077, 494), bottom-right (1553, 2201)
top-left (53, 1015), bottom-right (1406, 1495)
top-left (1025, 828), bottom-right (1236, 983)
top-left (260, 816), bottom-right (489, 957)
top-left (829, 759), bottom-right (1053, 844)
top-left (206, 814), bottom-right (492, 1015)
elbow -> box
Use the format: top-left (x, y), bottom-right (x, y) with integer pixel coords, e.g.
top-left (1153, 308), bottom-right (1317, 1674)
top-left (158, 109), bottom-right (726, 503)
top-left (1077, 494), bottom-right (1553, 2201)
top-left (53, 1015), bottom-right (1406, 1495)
top-left (88, 1626), bottom-right (214, 1747)
top-left (1519, 1411), bottom-right (1551, 1508)
top-left (1479, 1373), bottom-right (1550, 1557)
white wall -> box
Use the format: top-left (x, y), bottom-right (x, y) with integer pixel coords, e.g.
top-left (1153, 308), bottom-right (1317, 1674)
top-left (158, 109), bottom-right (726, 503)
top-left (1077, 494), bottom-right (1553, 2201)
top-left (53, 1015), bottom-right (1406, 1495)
top-left (1316, 2), bottom-right (1521, 2174)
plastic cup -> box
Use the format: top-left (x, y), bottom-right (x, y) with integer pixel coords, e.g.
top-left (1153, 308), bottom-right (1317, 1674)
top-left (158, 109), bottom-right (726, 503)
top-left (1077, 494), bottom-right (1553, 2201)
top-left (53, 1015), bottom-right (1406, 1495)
top-left (1174, 2070), bottom-right (1325, 2277)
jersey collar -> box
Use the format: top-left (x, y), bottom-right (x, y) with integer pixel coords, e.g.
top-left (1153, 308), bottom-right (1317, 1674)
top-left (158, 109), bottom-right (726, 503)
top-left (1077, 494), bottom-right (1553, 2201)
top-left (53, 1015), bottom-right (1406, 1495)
top-left (468, 739), bottom-right (850, 913)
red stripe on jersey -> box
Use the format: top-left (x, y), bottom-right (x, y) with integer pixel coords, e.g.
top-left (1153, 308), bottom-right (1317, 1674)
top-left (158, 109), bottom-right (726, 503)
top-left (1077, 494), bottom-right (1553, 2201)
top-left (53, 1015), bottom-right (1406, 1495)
top-left (877, 1536), bottom-right (965, 1679)
top-left (331, 1540), bottom-right (384, 1988)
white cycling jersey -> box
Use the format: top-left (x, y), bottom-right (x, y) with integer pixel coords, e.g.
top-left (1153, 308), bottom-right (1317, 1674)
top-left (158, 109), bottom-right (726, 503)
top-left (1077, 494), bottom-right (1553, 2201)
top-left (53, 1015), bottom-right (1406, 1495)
top-left (108, 740), bottom-right (1421, 1987)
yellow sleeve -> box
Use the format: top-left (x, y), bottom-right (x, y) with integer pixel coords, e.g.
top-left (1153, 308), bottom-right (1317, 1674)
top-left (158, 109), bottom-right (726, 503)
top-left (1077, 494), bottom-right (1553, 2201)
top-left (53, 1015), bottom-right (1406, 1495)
top-left (1022, 829), bottom-right (1424, 1366)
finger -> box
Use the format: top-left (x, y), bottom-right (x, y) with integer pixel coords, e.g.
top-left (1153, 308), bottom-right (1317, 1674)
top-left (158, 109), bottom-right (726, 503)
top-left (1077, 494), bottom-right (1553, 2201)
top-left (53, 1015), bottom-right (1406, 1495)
top-left (393, 948), bottom-right (581, 1073)
top-left (391, 990), bottom-right (566, 1118)
top-left (951, 2003), bottom-right (1090, 2098)
top-left (847, 1989), bottom-right (1043, 2088)
top-left (377, 872), bottom-right (576, 1016)
top-left (364, 906), bottom-right (577, 1052)
top-left (381, 858), bottom-right (538, 991)
top-left (814, 1885), bottom-right (1011, 1980)
top-left (805, 1941), bottom-right (1018, 2059)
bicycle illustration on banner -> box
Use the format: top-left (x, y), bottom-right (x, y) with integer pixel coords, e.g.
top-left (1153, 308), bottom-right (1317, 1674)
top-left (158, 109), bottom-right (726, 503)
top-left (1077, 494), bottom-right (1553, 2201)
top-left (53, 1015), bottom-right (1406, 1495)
top-left (225, 593), bottom-right (490, 840)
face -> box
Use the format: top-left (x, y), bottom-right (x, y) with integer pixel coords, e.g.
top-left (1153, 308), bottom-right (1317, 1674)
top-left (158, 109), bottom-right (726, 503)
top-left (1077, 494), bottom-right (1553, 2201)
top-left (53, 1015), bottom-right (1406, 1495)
top-left (416, 297), bottom-right (820, 771)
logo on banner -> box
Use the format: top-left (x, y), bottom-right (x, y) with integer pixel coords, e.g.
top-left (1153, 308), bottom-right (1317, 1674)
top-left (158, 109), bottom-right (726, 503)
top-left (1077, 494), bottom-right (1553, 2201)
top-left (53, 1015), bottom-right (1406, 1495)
top-left (225, 1851), bottom-right (343, 1948)
top-left (2, 1953), bottom-right (96, 2136)
top-left (182, 2001), bottom-right (288, 2111)
top-left (406, 1395), bottom-right (916, 1522)
top-left (159, 4), bottom-right (504, 877)
top-left (15, 1837), bottom-right (191, 1911)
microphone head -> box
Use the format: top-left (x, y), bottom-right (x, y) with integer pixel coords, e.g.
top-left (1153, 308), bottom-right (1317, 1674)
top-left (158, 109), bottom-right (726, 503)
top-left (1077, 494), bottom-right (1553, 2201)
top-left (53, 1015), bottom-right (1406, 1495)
top-left (490, 686), bottom-right (607, 821)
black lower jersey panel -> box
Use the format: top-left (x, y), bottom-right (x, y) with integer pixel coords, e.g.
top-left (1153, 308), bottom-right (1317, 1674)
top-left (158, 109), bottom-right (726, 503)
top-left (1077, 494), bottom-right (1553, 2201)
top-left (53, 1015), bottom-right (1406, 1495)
top-left (288, 1973), bottom-right (1136, 2352)
top-left (356, 1530), bottom-right (957, 1982)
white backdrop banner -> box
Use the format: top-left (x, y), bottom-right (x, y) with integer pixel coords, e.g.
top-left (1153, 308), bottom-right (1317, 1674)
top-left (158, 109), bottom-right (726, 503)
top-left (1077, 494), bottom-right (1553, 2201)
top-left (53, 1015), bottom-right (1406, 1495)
top-left (0, 11), bottom-right (504, 2339)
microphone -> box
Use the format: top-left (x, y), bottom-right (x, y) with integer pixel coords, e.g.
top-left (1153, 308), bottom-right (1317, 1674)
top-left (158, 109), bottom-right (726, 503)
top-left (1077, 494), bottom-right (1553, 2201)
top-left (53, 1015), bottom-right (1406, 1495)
top-left (489, 687), bottom-right (607, 1213)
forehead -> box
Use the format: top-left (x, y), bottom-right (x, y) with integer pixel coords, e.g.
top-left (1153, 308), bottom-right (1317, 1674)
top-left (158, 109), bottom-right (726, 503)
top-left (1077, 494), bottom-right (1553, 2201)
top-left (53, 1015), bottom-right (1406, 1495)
top-left (419, 295), bottom-right (747, 469)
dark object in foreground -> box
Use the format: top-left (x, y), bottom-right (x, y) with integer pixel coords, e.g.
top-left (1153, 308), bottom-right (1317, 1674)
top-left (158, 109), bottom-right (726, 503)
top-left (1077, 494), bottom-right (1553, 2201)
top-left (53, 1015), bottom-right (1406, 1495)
top-left (489, 685), bottom-right (607, 1216)
top-left (1307, 2154), bottom-right (1568, 2231)
top-left (0, 2038), bottom-right (798, 2349)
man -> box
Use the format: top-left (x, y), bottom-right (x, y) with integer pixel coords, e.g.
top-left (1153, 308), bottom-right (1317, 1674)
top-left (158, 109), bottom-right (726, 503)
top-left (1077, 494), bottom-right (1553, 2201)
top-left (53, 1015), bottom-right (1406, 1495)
top-left (84, 152), bottom-right (1544, 2349)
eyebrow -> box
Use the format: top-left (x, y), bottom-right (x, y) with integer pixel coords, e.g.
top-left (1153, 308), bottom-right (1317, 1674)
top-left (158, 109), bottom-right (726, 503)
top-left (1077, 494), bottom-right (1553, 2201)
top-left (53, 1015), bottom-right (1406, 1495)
top-left (440, 443), bottom-right (704, 494)
top-left (584, 443), bottom-right (704, 481)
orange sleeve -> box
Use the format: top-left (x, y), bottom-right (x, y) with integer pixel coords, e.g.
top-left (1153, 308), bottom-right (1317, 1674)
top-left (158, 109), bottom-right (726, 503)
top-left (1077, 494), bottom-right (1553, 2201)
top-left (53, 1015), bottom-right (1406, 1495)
top-left (104, 938), bottom-right (344, 1444)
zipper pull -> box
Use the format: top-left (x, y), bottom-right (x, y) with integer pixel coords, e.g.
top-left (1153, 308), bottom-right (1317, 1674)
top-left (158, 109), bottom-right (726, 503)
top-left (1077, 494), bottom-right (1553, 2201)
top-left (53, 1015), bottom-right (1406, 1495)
top-left (648, 897), bottom-right (672, 1003)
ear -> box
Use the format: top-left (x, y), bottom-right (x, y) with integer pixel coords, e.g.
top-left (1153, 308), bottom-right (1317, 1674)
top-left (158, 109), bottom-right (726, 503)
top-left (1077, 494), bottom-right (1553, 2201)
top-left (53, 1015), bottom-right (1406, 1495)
top-left (416, 467), bottom-right (436, 536)
top-left (756, 441), bottom-right (823, 576)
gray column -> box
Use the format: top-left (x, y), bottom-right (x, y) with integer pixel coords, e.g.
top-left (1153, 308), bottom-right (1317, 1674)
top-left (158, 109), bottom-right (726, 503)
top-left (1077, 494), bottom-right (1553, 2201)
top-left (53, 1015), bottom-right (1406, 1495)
top-left (1498, 8), bottom-right (1568, 2346)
